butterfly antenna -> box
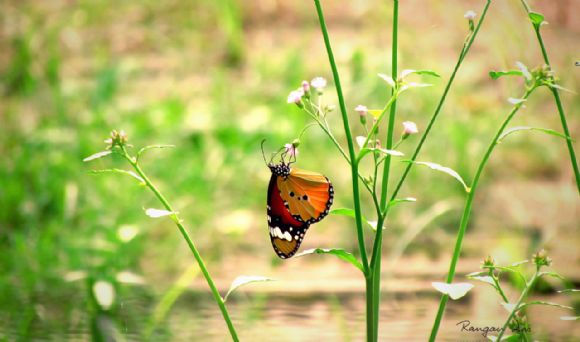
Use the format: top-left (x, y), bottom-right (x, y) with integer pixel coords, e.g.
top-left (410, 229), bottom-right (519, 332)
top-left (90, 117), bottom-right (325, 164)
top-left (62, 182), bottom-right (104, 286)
top-left (260, 139), bottom-right (269, 166)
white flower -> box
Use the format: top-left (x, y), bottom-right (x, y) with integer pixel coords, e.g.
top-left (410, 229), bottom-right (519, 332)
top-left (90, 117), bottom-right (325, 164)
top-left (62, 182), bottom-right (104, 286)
top-left (311, 77), bottom-right (327, 90)
top-left (287, 89), bottom-right (304, 104)
top-left (355, 105), bottom-right (368, 116)
top-left (464, 10), bottom-right (477, 20)
top-left (284, 143), bottom-right (298, 157)
top-left (402, 121), bottom-right (418, 136)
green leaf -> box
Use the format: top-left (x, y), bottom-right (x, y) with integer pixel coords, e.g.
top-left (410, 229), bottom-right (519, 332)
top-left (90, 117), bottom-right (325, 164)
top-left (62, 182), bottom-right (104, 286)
top-left (329, 208), bottom-right (377, 230)
top-left (558, 289), bottom-right (579, 293)
top-left (407, 161), bottom-right (470, 193)
top-left (497, 126), bottom-right (573, 144)
top-left (549, 83), bottom-right (575, 93)
top-left (528, 12), bottom-right (545, 26)
top-left (389, 197), bottom-right (417, 207)
top-left (377, 73), bottom-right (396, 88)
top-left (431, 282), bottom-right (474, 300)
top-left (515, 61), bottom-right (532, 81)
top-left (83, 150), bottom-right (112, 162)
top-left (507, 97), bottom-right (526, 105)
top-left (468, 275), bottom-right (496, 287)
top-left (88, 168), bottom-right (145, 183)
top-left (223, 276), bottom-right (274, 302)
top-left (520, 301), bottom-right (573, 311)
top-left (145, 208), bottom-right (176, 218)
top-left (489, 70), bottom-right (523, 80)
top-left (295, 248), bottom-right (364, 273)
top-left (540, 271), bottom-right (566, 281)
top-left (399, 82), bottom-right (433, 93)
top-left (376, 148), bottom-right (404, 157)
top-left (138, 144), bottom-right (175, 158)
top-left (501, 302), bottom-right (517, 313)
top-left (355, 136), bottom-right (367, 149)
top-left (400, 69), bottom-right (441, 79)
top-left (510, 260), bottom-right (529, 267)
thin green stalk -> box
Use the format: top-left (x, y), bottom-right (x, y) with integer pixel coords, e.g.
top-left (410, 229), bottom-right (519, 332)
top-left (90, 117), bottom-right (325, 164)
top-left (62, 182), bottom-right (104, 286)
top-left (520, 0), bottom-right (580, 194)
top-left (313, 0), bottom-right (369, 273)
top-left (428, 87), bottom-right (535, 342)
top-left (121, 147), bottom-right (239, 342)
top-left (489, 269), bottom-right (510, 303)
top-left (388, 0), bottom-right (492, 209)
top-left (368, 1), bottom-right (399, 340)
top-left (496, 268), bottom-right (540, 341)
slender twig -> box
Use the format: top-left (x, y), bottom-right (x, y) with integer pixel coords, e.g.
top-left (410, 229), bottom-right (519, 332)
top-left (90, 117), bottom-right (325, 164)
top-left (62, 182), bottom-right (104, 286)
top-left (314, 0), bottom-right (369, 274)
top-left (120, 147), bottom-right (239, 342)
top-left (496, 268), bottom-right (540, 341)
top-left (387, 0), bottom-right (492, 211)
top-left (429, 87), bottom-right (536, 341)
top-left (519, 0), bottom-right (580, 194)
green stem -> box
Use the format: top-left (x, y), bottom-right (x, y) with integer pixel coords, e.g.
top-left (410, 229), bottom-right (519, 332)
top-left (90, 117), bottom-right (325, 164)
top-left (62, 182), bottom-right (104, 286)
top-left (314, 0), bottom-right (369, 274)
top-left (368, 1), bottom-right (399, 340)
top-left (428, 87), bottom-right (535, 342)
top-left (490, 269), bottom-right (510, 303)
top-left (519, 0), bottom-right (580, 194)
top-left (496, 269), bottom-right (540, 341)
top-left (121, 148), bottom-right (239, 342)
top-left (388, 0), bottom-right (492, 208)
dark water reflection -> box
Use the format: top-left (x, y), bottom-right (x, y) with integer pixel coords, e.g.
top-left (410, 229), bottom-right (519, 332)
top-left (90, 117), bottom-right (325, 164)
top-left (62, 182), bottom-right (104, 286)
top-left (1, 289), bottom-right (578, 341)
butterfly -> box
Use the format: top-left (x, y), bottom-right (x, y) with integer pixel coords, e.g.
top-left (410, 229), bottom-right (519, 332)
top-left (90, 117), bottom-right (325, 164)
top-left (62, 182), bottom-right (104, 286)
top-left (263, 141), bottom-right (334, 259)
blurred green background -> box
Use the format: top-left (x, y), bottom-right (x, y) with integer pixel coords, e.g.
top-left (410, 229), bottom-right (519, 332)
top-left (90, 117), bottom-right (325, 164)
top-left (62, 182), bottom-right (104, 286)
top-left (1, 0), bottom-right (578, 340)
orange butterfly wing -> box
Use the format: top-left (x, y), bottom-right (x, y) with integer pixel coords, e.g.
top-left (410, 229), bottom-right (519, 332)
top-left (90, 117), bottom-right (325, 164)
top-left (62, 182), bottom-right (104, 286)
top-left (277, 167), bottom-right (334, 224)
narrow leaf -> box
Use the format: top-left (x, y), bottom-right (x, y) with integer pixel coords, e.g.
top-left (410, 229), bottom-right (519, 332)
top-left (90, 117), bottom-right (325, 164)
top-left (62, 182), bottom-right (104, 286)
top-left (558, 289), bottom-right (579, 293)
top-left (378, 73), bottom-right (396, 88)
top-left (501, 302), bottom-right (517, 313)
top-left (431, 282), bottom-right (474, 300)
top-left (401, 69), bottom-right (440, 79)
top-left (469, 275), bottom-right (496, 287)
top-left (83, 150), bottom-right (112, 162)
top-left (145, 208), bottom-right (176, 218)
top-left (540, 271), bottom-right (566, 281)
top-left (498, 126), bottom-right (572, 144)
top-left (549, 83), bottom-right (575, 93)
top-left (516, 61), bottom-right (532, 81)
top-left (409, 161), bottom-right (470, 193)
top-left (295, 248), bottom-right (364, 273)
top-left (356, 136), bottom-right (367, 149)
top-left (329, 208), bottom-right (375, 230)
top-left (520, 301), bottom-right (573, 311)
top-left (560, 316), bottom-right (579, 321)
top-left (400, 82), bottom-right (433, 92)
top-left (389, 197), bottom-right (417, 207)
top-left (377, 148), bottom-right (404, 157)
top-left (88, 169), bottom-right (145, 183)
top-left (223, 275), bottom-right (274, 302)
top-left (489, 70), bottom-right (523, 80)
top-left (507, 97), bottom-right (526, 105)
top-left (510, 260), bottom-right (529, 267)
top-left (138, 144), bottom-right (175, 158)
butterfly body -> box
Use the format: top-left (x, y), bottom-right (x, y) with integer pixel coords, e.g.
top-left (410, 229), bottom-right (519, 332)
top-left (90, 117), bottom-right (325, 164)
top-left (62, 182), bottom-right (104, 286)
top-left (267, 162), bottom-right (333, 258)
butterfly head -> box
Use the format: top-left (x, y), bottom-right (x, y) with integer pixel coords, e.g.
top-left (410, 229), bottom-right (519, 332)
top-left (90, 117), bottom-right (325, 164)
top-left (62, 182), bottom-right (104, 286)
top-left (268, 162), bottom-right (291, 177)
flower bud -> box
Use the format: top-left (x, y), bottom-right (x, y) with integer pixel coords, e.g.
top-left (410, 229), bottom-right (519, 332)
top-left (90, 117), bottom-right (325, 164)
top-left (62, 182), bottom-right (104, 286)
top-left (532, 249), bottom-right (552, 268)
top-left (355, 105), bottom-right (368, 125)
top-left (481, 255), bottom-right (496, 268)
top-left (302, 80), bottom-right (310, 92)
top-left (401, 121), bottom-right (418, 139)
top-left (105, 129), bottom-right (129, 149)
